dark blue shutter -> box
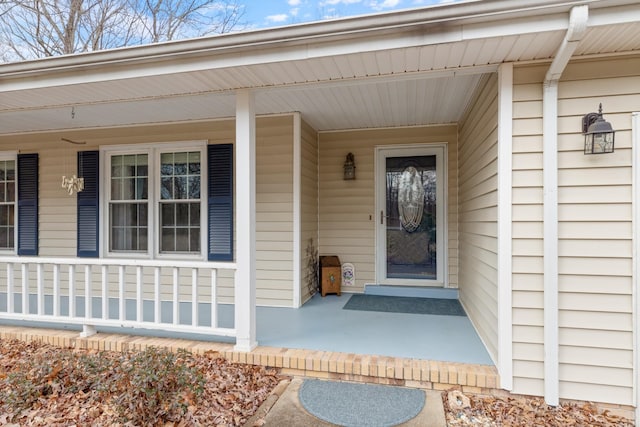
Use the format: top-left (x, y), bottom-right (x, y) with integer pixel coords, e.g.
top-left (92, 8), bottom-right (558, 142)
top-left (17, 153), bottom-right (38, 255)
top-left (208, 144), bottom-right (233, 261)
top-left (77, 151), bottom-right (99, 257)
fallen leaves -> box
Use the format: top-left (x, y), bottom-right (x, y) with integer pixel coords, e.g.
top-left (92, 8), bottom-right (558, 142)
top-left (443, 389), bottom-right (634, 427)
top-left (0, 338), bottom-right (281, 426)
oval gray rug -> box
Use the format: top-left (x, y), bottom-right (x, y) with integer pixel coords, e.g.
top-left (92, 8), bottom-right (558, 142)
top-left (299, 379), bottom-right (425, 427)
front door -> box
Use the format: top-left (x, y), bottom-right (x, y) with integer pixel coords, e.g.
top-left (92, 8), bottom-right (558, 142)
top-left (376, 145), bottom-right (446, 286)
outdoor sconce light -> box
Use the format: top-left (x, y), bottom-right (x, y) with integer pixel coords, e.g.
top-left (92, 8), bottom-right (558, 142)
top-left (582, 103), bottom-right (615, 154)
top-left (343, 152), bottom-right (356, 180)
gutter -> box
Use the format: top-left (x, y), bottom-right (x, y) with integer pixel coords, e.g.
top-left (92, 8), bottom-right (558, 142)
top-left (0, 0), bottom-right (599, 79)
top-left (542, 4), bottom-right (588, 407)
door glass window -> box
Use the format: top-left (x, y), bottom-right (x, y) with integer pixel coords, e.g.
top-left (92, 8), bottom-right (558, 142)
top-left (385, 155), bottom-right (437, 280)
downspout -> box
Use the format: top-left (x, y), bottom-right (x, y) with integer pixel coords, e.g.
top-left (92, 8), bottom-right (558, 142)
top-left (542, 4), bottom-right (588, 407)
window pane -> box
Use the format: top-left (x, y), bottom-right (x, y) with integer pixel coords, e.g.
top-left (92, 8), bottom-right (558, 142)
top-left (0, 184), bottom-right (5, 203)
top-left (174, 177), bottom-right (187, 199)
top-left (139, 204), bottom-right (148, 226)
top-left (122, 154), bottom-right (137, 177)
top-left (111, 155), bottom-right (123, 177)
top-left (175, 228), bottom-right (189, 251)
top-left (111, 178), bottom-right (122, 200)
top-left (161, 203), bottom-right (175, 226)
top-left (8, 226), bottom-right (14, 248)
top-left (0, 227), bottom-right (8, 249)
top-left (161, 177), bottom-right (173, 200)
top-left (174, 152), bottom-right (188, 175)
top-left (188, 176), bottom-right (200, 199)
top-left (6, 164), bottom-right (14, 181)
top-left (190, 231), bottom-right (200, 252)
top-left (6, 180), bottom-right (15, 202)
top-left (139, 227), bottom-right (148, 250)
top-left (122, 178), bottom-right (135, 200)
top-left (190, 204), bottom-right (200, 224)
top-left (111, 227), bottom-right (124, 250)
top-left (176, 203), bottom-right (189, 226)
top-left (136, 178), bottom-right (148, 200)
top-left (0, 205), bottom-right (8, 225)
top-left (161, 227), bottom-right (175, 252)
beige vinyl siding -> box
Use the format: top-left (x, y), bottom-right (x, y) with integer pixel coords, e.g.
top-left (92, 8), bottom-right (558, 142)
top-left (511, 64), bottom-right (545, 396)
top-left (511, 56), bottom-right (638, 405)
top-left (554, 56), bottom-right (638, 406)
top-left (300, 118), bottom-right (319, 304)
top-left (255, 116), bottom-right (294, 306)
top-left (318, 125), bottom-right (458, 292)
top-left (0, 116), bottom-right (296, 307)
top-left (457, 73), bottom-right (499, 364)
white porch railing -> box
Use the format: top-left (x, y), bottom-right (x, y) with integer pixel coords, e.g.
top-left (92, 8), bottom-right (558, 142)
top-left (0, 256), bottom-right (237, 339)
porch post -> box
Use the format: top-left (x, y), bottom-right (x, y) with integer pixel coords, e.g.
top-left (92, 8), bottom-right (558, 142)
top-left (497, 62), bottom-right (513, 391)
top-left (234, 89), bottom-right (257, 352)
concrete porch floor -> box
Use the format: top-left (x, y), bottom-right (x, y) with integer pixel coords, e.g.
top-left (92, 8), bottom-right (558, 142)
top-left (0, 292), bottom-right (500, 400)
top-left (257, 293), bottom-right (493, 365)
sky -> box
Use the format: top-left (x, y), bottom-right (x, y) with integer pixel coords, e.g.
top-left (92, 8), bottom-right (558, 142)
top-left (240, 0), bottom-right (463, 30)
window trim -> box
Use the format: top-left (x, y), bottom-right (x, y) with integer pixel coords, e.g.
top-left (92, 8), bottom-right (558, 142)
top-left (100, 141), bottom-right (207, 261)
top-left (0, 152), bottom-right (17, 255)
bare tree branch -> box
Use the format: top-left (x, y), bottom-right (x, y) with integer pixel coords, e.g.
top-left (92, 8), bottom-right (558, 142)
top-left (0, 0), bottom-right (246, 61)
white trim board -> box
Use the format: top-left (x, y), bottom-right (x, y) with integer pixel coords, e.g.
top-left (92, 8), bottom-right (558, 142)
top-left (497, 62), bottom-right (514, 391)
top-left (293, 112), bottom-right (302, 308)
top-left (632, 112), bottom-right (639, 422)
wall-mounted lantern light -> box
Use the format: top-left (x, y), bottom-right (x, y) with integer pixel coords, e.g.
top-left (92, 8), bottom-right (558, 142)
top-left (582, 103), bottom-right (615, 154)
top-left (343, 152), bottom-right (356, 180)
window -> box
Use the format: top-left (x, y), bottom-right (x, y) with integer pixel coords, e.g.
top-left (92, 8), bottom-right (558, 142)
top-left (104, 143), bottom-right (206, 258)
top-left (0, 159), bottom-right (16, 250)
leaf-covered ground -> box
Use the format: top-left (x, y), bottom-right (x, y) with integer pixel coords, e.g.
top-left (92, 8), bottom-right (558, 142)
top-left (443, 389), bottom-right (634, 427)
top-left (0, 339), bottom-right (281, 426)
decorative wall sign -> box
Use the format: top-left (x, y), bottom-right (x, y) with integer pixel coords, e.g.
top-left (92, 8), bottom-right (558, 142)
top-left (342, 263), bottom-right (355, 286)
top-left (397, 166), bottom-right (424, 232)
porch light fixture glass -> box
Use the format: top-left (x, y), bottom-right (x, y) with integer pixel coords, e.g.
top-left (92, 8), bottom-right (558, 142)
top-left (582, 103), bottom-right (615, 154)
top-left (343, 152), bottom-right (356, 180)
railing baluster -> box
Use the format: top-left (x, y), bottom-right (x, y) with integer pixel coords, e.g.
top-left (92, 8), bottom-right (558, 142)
top-left (21, 264), bottom-right (28, 315)
top-left (154, 267), bottom-right (161, 324)
top-left (119, 265), bottom-right (125, 322)
top-left (173, 267), bottom-right (179, 325)
top-left (69, 265), bottom-right (76, 318)
top-left (136, 266), bottom-right (143, 323)
top-left (192, 268), bottom-right (198, 327)
top-left (53, 264), bottom-right (60, 317)
top-left (211, 269), bottom-right (217, 329)
top-left (37, 263), bottom-right (44, 315)
top-left (85, 265), bottom-right (92, 319)
top-left (7, 263), bottom-right (14, 314)
top-left (102, 265), bottom-right (108, 320)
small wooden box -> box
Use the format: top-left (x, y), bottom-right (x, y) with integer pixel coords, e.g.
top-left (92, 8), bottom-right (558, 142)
top-left (320, 256), bottom-right (342, 297)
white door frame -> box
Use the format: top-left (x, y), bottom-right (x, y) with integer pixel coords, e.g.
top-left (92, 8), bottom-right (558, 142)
top-left (375, 144), bottom-right (448, 287)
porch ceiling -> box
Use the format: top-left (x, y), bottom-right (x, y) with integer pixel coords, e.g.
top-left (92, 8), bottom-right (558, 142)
top-left (1, 1), bottom-right (639, 135)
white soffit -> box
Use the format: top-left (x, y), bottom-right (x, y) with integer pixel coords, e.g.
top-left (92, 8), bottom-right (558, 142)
top-left (1, 0), bottom-right (639, 134)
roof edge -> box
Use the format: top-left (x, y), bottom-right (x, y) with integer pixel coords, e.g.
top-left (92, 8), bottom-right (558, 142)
top-left (0, 0), bottom-right (602, 78)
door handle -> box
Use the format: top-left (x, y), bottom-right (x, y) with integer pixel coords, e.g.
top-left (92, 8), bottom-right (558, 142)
top-left (380, 210), bottom-right (384, 225)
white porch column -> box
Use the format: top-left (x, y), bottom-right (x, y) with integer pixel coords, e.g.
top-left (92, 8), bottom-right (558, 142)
top-left (497, 62), bottom-right (514, 391)
top-left (234, 89), bottom-right (257, 352)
